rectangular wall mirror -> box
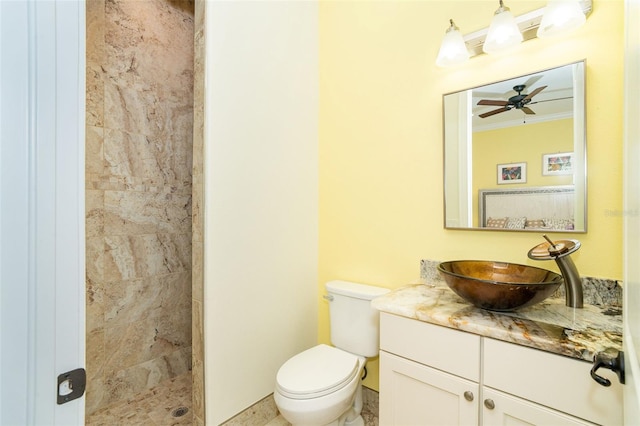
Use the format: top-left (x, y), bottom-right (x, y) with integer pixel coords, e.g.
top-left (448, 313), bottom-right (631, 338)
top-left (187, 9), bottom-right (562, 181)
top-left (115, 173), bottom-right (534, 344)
top-left (443, 61), bottom-right (586, 232)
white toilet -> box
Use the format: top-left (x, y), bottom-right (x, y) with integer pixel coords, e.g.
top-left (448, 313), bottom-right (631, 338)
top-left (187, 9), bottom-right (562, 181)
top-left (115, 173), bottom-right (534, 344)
top-left (274, 280), bottom-right (389, 426)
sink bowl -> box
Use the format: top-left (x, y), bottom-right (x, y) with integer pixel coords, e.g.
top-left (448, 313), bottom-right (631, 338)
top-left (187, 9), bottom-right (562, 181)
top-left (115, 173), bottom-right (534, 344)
top-left (437, 260), bottom-right (563, 311)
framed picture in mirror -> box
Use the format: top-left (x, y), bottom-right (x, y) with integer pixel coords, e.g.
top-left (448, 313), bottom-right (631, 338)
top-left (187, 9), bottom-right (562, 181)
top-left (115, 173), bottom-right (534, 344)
top-left (542, 152), bottom-right (574, 175)
top-left (497, 162), bottom-right (527, 184)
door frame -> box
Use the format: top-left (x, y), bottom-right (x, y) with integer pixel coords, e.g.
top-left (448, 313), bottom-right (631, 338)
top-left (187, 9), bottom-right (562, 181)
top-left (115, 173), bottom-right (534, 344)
top-left (623, 0), bottom-right (640, 422)
top-left (1, 1), bottom-right (86, 424)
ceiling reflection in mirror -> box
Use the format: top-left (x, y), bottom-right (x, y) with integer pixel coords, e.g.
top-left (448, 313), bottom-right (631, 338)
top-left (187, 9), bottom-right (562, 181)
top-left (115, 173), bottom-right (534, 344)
top-left (443, 61), bottom-right (586, 232)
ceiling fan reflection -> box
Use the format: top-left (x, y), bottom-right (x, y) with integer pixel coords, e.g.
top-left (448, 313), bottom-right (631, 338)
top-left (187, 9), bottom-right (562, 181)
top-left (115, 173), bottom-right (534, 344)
top-left (477, 84), bottom-right (547, 118)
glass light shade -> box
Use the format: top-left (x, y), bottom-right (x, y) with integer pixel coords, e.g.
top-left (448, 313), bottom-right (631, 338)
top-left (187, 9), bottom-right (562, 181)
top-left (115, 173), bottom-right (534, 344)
top-left (483, 7), bottom-right (523, 54)
top-left (436, 21), bottom-right (470, 67)
top-left (537, 0), bottom-right (586, 38)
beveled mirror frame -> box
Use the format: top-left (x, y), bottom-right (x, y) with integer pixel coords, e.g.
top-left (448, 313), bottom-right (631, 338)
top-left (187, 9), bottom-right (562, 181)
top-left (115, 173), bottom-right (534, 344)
top-left (443, 61), bottom-right (587, 232)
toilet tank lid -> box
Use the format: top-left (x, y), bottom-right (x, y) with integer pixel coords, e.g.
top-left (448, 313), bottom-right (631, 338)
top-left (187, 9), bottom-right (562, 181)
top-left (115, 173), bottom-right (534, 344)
top-left (325, 280), bottom-right (390, 300)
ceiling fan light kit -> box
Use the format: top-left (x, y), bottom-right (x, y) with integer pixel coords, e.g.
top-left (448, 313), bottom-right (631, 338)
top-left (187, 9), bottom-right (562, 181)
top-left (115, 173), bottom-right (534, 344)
top-left (436, 0), bottom-right (592, 67)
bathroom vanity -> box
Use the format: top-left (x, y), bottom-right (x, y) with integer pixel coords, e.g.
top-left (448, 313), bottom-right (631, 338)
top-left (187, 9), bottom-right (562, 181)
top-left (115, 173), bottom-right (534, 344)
top-left (373, 284), bottom-right (623, 425)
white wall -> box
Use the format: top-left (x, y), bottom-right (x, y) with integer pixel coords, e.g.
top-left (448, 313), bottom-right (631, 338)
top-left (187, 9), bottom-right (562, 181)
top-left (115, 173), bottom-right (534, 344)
top-left (203, 1), bottom-right (319, 423)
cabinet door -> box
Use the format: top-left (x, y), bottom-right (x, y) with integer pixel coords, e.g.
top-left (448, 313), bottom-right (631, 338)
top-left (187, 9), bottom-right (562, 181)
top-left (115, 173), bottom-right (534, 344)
top-left (482, 388), bottom-right (595, 426)
top-left (380, 351), bottom-right (479, 426)
top-left (483, 337), bottom-right (622, 425)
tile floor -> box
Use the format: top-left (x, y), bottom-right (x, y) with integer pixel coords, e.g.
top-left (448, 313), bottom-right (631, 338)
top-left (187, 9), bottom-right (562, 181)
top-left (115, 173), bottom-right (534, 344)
top-left (86, 373), bottom-right (378, 426)
top-left (265, 411), bottom-right (378, 426)
top-left (85, 373), bottom-right (193, 426)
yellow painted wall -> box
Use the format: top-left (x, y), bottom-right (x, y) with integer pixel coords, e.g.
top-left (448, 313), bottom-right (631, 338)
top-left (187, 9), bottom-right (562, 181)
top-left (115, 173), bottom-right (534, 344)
top-left (319, 0), bottom-right (624, 391)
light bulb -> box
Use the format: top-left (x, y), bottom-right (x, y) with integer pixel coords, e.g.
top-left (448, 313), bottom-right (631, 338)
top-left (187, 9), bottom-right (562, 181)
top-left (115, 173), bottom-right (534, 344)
top-left (483, 0), bottom-right (523, 54)
top-left (436, 20), bottom-right (470, 67)
top-left (537, 0), bottom-right (586, 38)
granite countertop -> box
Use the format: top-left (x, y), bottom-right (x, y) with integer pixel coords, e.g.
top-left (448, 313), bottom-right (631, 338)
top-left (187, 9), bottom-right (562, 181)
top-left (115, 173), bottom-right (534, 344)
top-left (372, 283), bottom-right (623, 363)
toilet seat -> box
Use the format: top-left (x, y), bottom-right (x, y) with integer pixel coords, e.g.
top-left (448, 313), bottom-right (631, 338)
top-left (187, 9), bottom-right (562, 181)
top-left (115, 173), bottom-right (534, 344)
top-left (276, 344), bottom-right (360, 400)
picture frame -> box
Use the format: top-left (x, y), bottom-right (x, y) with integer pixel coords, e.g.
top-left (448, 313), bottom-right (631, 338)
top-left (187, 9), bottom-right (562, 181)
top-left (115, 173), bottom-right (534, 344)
top-left (542, 152), bottom-right (574, 176)
top-left (497, 162), bottom-right (527, 184)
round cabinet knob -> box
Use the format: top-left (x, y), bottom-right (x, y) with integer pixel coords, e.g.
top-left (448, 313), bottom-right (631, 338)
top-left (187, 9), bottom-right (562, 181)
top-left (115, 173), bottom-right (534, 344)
top-left (463, 391), bottom-right (474, 401)
top-left (484, 399), bottom-right (495, 410)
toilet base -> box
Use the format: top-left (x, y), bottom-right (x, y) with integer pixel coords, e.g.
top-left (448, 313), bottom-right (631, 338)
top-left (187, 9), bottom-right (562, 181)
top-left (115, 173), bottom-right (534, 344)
top-left (275, 376), bottom-right (365, 426)
top-left (343, 414), bottom-right (364, 426)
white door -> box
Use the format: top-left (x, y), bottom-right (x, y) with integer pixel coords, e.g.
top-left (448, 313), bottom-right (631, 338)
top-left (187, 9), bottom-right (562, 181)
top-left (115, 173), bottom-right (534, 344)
top-left (623, 0), bottom-right (640, 422)
top-left (0, 0), bottom-right (85, 424)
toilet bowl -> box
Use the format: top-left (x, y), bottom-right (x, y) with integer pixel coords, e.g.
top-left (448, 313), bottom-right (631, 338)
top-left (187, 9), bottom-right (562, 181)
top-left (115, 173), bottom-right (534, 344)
top-left (274, 281), bottom-right (389, 426)
top-left (274, 344), bottom-right (365, 426)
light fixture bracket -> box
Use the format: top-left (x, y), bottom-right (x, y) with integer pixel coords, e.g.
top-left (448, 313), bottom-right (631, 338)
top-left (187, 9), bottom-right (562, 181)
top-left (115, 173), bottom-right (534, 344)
top-left (463, 0), bottom-right (592, 58)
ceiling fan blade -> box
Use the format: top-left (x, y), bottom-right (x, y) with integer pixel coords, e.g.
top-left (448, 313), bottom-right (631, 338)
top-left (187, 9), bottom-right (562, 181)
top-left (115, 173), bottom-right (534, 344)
top-left (521, 107), bottom-right (536, 115)
top-left (477, 99), bottom-right (509, 106)
top-left (479, 107), bottom-right (510, 118)
top-left (523, 85), bottom-right (547, 101)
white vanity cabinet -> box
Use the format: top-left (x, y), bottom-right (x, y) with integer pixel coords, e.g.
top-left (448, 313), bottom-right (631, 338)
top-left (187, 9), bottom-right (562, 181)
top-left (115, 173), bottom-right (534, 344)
top-left (379, 312), bottom-right (481, 425)
top-left (380, 351), bottom-right (479, 425)
top-left (379, 312), bottom-right (623, 426)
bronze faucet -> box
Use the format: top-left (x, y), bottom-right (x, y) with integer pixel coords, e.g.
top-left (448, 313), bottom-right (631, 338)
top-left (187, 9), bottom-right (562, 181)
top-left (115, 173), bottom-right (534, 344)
top-left (528, 236), bottom-right (583, 308)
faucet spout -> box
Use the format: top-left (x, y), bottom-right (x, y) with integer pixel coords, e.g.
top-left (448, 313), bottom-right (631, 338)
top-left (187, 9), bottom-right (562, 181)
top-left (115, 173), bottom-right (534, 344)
top-left (554, 254), bottom-right (583, 308)
top-left (528, 237), bottom-right (583, 308)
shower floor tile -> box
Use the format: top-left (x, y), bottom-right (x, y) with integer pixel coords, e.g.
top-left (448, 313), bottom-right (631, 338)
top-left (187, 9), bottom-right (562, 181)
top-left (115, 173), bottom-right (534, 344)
top-left (86, 373), bottom-right (192, 425)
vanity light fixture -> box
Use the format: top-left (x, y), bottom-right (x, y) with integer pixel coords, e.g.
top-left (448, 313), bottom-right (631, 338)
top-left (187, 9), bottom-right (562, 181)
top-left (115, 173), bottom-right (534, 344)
top-left (483, 0), bottom-right (523, 54)
top-left (435, 0), bottom-right (592, 67)
top-left (537, 0), bottom-right (587, 38)
top-left (435, 19), bottom-right (470, 68)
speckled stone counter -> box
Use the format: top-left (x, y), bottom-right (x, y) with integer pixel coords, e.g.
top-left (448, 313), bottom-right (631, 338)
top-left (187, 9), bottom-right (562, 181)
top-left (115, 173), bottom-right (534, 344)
top-left (372, 283), bottom-right (622, 363)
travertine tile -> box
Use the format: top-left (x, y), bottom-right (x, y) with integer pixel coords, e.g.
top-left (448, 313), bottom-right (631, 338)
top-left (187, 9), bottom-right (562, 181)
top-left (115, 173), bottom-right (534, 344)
top-left (221, 389), bottom-right (379, 426)
top-left (104, 128), bottom-right (193, 190)
top-left (86, 126), bottom-right (105, 178)
top-left (222, 394), bottom-right (280, 426)
top-left (86, 0), bottom-right (105, 60)
top-left (265, 415), bottom-right (291, 426)
top-left (191, 299), bottom-right (204, 419)
top-left (191, 240), bottom-right (203, 302)
top-left (86, 190), bottom-right (105, 238)
top-left (86, 279), bottom-right (105, 334)
top-left (103, 233), bottom-right (191, 282)
top-left (104, 271), bottom-right (191, 326)
top-left (86, 0), bottom-right (105, 127)
top-left (103, 312), bottom-right (190, 374)
top-left (104, 190), bottom-right (192, 236)
top-left (103, 0), bottom-right (194, 88)
top-left (86, 0), bottom-right (193, 417)
top-left (86, 328), bottom-right (106, 383)
top-left (86, 372), bottom-right (192, 425)
top-left (86, 64), bottom-right (105, 129)
top-left (192, 1), bottom-right (204, 421)
top-left (85, 375), bottom-right (107, 416)
top-left (86, 236), bottom-right (105, 283)
top-left (362, 387), bottom-right (380, 426)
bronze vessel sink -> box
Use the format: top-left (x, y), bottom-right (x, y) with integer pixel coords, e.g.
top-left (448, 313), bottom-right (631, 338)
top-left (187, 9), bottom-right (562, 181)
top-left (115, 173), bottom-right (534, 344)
top-left (438, 260), bottom-right (563, 311)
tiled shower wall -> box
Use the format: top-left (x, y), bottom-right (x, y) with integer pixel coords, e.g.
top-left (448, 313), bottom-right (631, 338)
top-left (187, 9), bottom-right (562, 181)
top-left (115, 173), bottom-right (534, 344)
top-left (85, 0), bottom-right (194, 415)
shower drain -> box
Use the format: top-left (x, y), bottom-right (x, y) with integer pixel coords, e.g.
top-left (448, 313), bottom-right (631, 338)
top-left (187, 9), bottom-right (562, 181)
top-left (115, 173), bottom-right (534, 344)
top-left (171, 406), bottom-right (189, 418)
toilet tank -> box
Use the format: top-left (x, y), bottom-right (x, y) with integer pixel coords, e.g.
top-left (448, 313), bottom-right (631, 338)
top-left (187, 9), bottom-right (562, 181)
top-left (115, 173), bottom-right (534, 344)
top-left (325, 280), bottom-right (390, 358)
